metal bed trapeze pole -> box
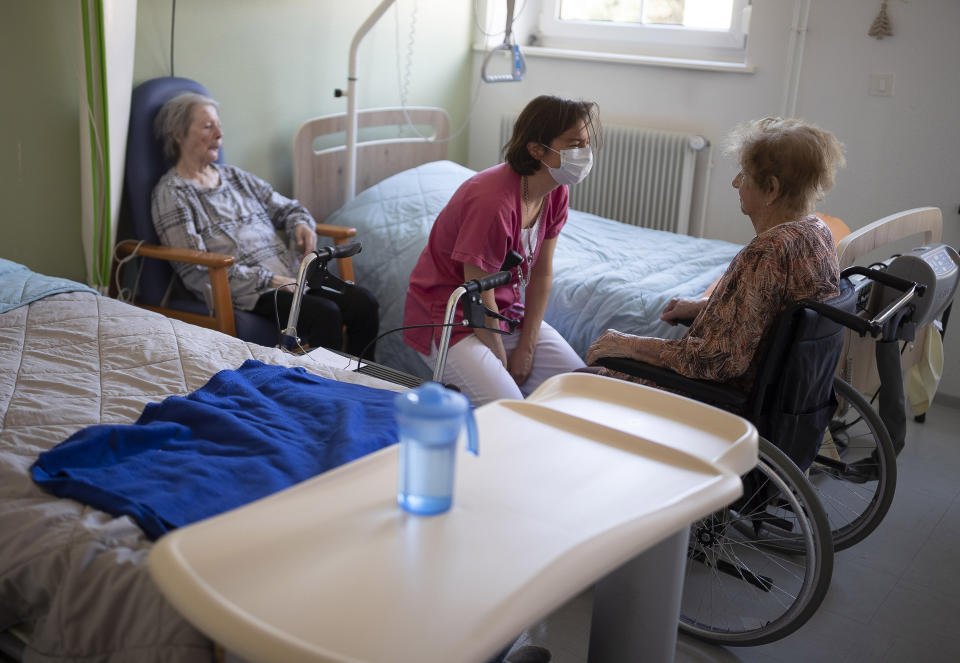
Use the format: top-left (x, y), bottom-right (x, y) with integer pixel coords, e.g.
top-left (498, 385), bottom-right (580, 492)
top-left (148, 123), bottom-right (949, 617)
top-left (342, 0), bottom-right (397, 205)
top-left (340, 1), bottom-right (524, 205)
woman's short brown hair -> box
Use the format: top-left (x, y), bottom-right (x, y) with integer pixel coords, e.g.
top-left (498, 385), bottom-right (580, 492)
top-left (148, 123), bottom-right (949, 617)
top-left (502, 96), bottom-right (601, 176)
top-left (726, 117), bottom-right (846, 217)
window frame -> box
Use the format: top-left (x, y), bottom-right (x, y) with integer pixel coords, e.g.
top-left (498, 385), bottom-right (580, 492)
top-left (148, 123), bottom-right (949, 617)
top-left (537, 0), bottom-right (751, 56)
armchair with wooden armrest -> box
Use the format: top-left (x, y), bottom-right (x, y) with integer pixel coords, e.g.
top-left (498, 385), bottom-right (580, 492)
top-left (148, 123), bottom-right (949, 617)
top-left (117, 75), bottom-right (359, 346)
top-left (109, 222), bottom-right (357, 342)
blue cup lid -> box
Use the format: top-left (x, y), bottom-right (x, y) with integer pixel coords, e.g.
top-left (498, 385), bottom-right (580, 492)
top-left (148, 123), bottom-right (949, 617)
top-left (394, 382), bottom-right (470, 419)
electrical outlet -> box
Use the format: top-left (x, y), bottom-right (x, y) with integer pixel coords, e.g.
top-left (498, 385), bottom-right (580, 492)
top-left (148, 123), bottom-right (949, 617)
top-left (868, 73), bottom-right (894, 97)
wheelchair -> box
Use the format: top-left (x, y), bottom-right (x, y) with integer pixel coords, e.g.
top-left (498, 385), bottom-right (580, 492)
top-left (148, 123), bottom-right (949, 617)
top-left (594, 265), bottom-right (926, 646)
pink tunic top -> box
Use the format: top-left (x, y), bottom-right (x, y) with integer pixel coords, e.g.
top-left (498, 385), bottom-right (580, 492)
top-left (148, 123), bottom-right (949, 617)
top-left (403, 163), bottom-right (569, 354)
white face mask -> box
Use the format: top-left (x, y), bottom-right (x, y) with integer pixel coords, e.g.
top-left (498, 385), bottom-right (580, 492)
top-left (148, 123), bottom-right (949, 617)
top-left (542, 144), bottom-right (593, 186)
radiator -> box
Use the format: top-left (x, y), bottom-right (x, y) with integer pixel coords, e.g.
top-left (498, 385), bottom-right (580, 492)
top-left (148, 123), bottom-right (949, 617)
top-left (500, 117), bottom-right (708, 234)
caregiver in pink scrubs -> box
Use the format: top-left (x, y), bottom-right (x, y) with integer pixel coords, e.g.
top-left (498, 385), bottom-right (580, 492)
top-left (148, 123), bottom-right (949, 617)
top-left (403, 95), bottom-right (601, 405)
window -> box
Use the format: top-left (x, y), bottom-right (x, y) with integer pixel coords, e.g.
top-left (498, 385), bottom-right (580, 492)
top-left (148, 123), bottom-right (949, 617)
top-left (536, 0), bottom-right (751, 63)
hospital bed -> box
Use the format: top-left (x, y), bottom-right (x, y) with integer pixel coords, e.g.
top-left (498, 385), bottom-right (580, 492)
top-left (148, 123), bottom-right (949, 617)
top-left (0, 258), bottom-right (406, 662)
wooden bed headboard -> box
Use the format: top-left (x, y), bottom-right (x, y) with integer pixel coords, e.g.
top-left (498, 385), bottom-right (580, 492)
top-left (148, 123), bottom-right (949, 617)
top-left (836, 207), bottom-right (943, 269)
top-left (292, 106), bottom-right (450, 222)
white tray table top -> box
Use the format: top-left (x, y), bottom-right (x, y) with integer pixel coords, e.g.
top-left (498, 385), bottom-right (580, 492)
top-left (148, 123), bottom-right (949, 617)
top-left (149, 373), bottom-right (757, 663)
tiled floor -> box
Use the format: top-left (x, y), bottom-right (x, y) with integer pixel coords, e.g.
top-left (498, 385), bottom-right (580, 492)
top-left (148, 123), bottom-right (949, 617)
top-left (512, 401), bottom-right (960, 662)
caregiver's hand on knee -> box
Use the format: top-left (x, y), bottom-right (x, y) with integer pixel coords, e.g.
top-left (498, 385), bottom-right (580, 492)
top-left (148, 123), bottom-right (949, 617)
top-left (508, 344), bottom-right (535, 386)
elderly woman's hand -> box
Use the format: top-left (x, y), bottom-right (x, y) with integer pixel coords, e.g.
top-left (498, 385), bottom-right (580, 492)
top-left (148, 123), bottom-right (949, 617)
top-left (295, 223), bottom-right (317, 257)
top-left (587, 329), bottom-right (664, 367)
top-left (270, 274), bottom-right (297, 292)
top-left (587, 329), bottom-right (632, 365)
top-left (660, 297), bottom-right (707, 326)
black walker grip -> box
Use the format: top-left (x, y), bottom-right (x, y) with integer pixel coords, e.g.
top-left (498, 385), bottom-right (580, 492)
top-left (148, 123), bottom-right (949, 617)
top-left (466, 271), bottom-right (511, 293)
top-left (315, 242), bottom-right (362, 262)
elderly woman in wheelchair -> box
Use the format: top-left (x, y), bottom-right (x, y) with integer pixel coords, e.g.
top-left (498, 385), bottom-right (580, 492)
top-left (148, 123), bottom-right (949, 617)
top-left (150, 92), bottom-right (380, 358)
top-left (587, 116), bottom-right (845, 400)
top-left (584, 118), bottom-right (904, 646)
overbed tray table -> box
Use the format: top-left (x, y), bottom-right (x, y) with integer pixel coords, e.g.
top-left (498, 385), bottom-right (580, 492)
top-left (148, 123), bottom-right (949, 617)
top-left (149, 373), bottom-right (757, 663)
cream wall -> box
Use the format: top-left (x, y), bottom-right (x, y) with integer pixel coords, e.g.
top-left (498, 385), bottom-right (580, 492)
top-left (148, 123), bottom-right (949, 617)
top-left (466, 0), bottom-right (960, 400)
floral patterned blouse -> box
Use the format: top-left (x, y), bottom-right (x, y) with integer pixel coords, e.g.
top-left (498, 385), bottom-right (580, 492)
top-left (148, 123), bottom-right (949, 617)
top-left (607, 216), bottom-right (840, 394)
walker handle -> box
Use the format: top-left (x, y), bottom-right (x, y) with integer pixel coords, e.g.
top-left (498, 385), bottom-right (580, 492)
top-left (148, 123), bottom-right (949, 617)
top-left (462, 251), bottom-right (521, 293)
top-left (466, 271), bottom-right (511, 293)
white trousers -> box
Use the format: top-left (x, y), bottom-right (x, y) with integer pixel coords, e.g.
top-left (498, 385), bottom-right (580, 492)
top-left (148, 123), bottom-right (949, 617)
top-left (420, 321), bottom-right (586, 406)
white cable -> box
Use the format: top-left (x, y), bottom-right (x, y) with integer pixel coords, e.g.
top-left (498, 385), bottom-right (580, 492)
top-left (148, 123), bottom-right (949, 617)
top-left (394, 0), bottom-right (489, 143)
top-left (397, 0), bottom-right (418, 115)
top-left (112, 240), bottom-right (146, 303)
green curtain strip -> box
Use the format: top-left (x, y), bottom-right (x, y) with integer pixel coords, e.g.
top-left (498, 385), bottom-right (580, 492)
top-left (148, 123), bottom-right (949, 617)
top-left (80, 0), bottom-right (111, 288)
top-left (95, 0), bottom-right (112, 288)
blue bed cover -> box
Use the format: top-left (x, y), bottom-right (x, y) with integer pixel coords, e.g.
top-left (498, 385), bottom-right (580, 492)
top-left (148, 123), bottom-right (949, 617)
top-left (0, 258), bottom-right (97, 314)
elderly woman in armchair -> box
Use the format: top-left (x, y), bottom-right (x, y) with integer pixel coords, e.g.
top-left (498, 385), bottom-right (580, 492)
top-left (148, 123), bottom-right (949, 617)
top-left (587, 117), bottom-right (846, 395)
top-left (151, 92), bottom-right (379, 357)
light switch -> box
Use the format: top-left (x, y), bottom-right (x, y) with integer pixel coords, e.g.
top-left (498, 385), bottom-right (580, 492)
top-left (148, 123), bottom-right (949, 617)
top-left (869, 73), bottom-right (894, 97)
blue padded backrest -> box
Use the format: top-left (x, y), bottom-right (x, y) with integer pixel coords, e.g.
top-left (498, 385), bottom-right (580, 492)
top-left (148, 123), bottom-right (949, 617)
top-left (751, 280), bottom-right (857, 470)
top-left (124, 77), bottom-right (222, 305)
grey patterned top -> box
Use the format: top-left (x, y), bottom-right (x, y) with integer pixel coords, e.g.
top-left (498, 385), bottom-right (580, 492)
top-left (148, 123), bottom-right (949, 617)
top-left (151, 164), bottom-right (315, 311)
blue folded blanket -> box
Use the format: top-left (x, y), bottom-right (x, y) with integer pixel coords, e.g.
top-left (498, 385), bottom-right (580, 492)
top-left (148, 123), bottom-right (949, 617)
top-left (32, 360), bottom-right (399, 540)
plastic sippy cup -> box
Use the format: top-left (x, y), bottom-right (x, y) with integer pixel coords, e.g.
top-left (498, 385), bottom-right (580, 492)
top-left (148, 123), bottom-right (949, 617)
top-left (394, 382), bottom-right (478, 515)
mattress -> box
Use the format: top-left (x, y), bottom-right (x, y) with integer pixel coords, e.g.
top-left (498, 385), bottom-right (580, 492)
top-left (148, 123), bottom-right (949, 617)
top-left (325, 160), bottom-right (743, 379)
top-left (0, 279), bottom-right (405, 662)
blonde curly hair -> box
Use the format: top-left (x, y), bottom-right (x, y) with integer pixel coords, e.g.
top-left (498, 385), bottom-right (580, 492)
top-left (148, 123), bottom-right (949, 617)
top-left (726, 117), bottom-right (846, 218)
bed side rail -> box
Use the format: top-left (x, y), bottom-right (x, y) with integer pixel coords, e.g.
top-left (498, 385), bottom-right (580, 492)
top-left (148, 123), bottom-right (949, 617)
top-left (836, 207), bottom-right (942, 269)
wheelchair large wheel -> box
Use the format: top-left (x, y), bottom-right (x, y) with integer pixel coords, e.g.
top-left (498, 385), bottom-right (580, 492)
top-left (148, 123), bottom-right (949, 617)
top-left (806, 376), bottom-right (897, 551)
top-left (680, 438), bottom-right (833, 646)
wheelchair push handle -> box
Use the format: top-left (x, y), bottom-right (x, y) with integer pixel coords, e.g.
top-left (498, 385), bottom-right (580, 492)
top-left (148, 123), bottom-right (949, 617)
top-left (840, 265), bottom-right (927, 298)
top-left (840, 265), bottom-right (926, 337)
top-left (794, 266), bottom-right (924, 338)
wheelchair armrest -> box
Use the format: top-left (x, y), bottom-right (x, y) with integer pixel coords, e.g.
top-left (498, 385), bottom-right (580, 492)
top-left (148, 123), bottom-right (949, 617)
top-left (112, 240), bottom-right (236, 336)
top-left (794, 297), bottom-right (878, 337)
top-left (314, 224), bottom-right (359, 283)
top-left (594, 356), bottom-right (749, 410)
